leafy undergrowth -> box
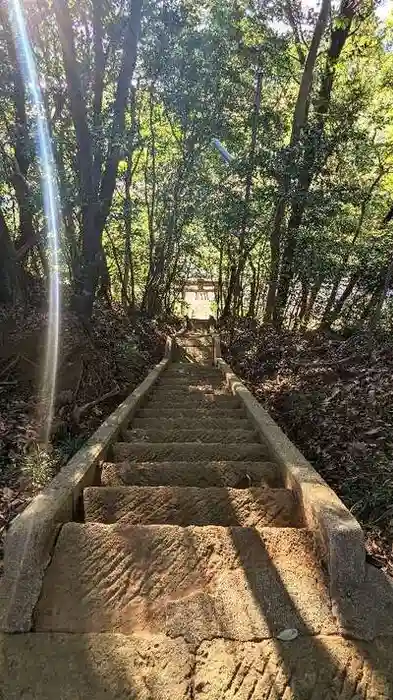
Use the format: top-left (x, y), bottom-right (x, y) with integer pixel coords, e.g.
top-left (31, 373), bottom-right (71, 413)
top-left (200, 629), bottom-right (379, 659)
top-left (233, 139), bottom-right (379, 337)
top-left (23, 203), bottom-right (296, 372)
top-left (221, 318), bottom-right (393, 578)
top-left (0, 301), bottom-right (179, 574)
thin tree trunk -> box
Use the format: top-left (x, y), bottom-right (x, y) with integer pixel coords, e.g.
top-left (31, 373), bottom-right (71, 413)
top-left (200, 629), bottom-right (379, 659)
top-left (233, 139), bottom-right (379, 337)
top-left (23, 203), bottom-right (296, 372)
top-left (327, 269), bottom-right (361, 327)
top-left (233, 70), bottom-right (262, 314)
top-left (320, 171), bottom-right (383, 329)
top-left (301, 279), bottom-right (322, 328)
top-left (96, 0), bottom-right (143, 235)
top-left (247, 259), bottom-right (257, 318)
top-left (369, 257), bottom-right (393, 332)
top-left (0, 206), bottom-right (21, 303)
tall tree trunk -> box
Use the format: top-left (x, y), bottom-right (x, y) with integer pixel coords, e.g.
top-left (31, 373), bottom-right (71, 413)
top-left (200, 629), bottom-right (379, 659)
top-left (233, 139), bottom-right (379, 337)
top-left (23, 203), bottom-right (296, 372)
top-left (294, 279), bottom-right (309, 328)
top-left (0, 8), bottom-right (38, 264)
top-left (273, 0), bottom-right (358, 324)
top-left (265, 0), bottom-right (330, 325)
top-left (264, 211), bottom-right (281, 322)
top-left (123, 88), bottom-right (138, 309)
top-left (222, 263), bottom-right (237, 318)
top-left (54, 0), bottom-right (97, 313)
top-left (96, 0), bottom-right (143, 235)
top-left (247, 259), bottom-right (257, 318)
top-left (232, 70), bottom-right (262, 314)
top-left (54, 0), bottom-right (143, 317)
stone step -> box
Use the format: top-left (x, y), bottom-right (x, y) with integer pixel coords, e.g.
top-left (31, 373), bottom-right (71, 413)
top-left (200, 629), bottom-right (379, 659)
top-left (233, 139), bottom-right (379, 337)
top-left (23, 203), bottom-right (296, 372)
top-left (4, 632), bottom-right (393, 700)
top-left (131, 416), bottom-right (252, 430)
top-left (146, 394), bottom-right (239, 408)
top-left (157, 377), bottom-right (224, 389)
top-left (112, 442), bottom-right (268, 462)
top-left (136, 406), bottom-right (244, 418)
top-left (1, 632), bottom-right (191, 699)
top-left (177, 338), bottom-right (213, 348)
top-left (123, 428), bottom-right (258, 444)
top-left (173, 350), bottom-right (212, 364)
top-left (34, 523), bottom-right (336, 642)
top-left (100, 460), bottom-right (281, 488)
top-left (152, 386), bottom-right (228, 398)
top-left (83, 486), bottom-right (300, 528)
top-left (165, 363), bottom-right (221, 375)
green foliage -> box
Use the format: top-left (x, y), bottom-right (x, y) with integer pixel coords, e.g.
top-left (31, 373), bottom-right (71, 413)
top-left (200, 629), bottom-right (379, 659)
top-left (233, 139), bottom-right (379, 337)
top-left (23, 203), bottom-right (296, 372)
top-left (0, 0), bottom-right (392, 327)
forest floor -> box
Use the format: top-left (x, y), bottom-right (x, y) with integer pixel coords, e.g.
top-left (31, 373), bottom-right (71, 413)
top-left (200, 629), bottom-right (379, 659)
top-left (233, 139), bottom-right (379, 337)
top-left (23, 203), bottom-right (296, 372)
top-left (2, 308), bottom-right (392, 582)
top-left (221, 318), bottom-right (393, 578)
top-left (0, 300), bottom-right (178, 575)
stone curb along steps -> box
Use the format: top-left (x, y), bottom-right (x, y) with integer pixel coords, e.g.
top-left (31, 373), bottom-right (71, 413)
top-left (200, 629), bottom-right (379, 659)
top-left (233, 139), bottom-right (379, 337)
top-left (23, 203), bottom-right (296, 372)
top-left (212, 338), bottom-right (366, 596)
top-left (2, 323), bottom-right (393, 699)
top-left (0, 334), bottom-right (175, 633)
top-left (212, 334), bottom-right (393, 634)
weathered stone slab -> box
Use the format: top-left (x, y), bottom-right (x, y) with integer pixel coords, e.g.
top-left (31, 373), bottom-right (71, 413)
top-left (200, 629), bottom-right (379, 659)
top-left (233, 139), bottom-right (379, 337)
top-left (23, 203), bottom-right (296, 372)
top-left (83, 486), bottom-right (300, 527)
top-left (34, 524), bottom-right (337, 641)
top-left (194, 636), bottom-right (393, 699)
top-left (101, 460), bottom-right (281, 488)
top-left (112, 442), bottom-right (268, 462)
top-left (0, 632), bottom-right (192, 700)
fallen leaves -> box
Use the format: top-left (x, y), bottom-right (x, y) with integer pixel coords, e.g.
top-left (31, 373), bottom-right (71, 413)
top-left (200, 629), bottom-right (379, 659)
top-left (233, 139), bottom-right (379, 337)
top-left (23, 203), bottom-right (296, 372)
top-left (0, 301), bottom-right (177, 575)
top-left (222, 318), bottom-right (393, 578)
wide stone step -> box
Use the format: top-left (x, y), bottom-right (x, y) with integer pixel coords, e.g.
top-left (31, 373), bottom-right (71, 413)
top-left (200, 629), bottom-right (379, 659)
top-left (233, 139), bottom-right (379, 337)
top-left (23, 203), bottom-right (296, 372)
top-left (152, 386), bottom-right (228, 398)
top-left (83, 486), bottom-right (300, 528)
top-left (146, 394), bottom-right (239, 408)
top-left (123, 428), bottom-right (257, 443)
top-left (174, 349), bottom-right (212, 364)
top-left (165, 363), bottom-right (221, 375)
top-left (131, 416), bottom-right (252, 430)
top-left (112, 442), bottom-right (268, 462)
top-left (137, 407), bottom-right (244, 418)
top-left (157, 378), bottom-right (224, 389)
top-left (5, 633), bottom-right (393, 700)
top-left (101, 460), bottom-right (281, 488)
top-left (34, 524), bottom-right (336, 641)
top-left (177, 338), bottom-right (212, 348)
top-left (1, 632), bottom-right (191, 700)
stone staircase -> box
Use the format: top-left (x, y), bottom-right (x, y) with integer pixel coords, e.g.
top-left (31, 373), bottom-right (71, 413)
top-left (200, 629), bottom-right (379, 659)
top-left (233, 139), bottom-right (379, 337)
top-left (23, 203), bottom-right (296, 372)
top-left (33, 332), bottom-right (337, 640)
top-left (3, 330), bottom-right (393, 698)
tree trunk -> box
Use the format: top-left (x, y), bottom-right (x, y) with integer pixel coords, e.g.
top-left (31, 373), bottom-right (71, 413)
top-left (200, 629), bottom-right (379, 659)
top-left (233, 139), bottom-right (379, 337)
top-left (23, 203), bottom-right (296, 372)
top-left (273, 0), bottom-right (358, 324)
top-left (0, 8), bottom-right (38, 261)
top-left (295, 280), bottom-right (309, 328)
top-left (247, 259), bottom-right (257, 318)
top-left (123, 88), bottom-right (138, 310)
top-left (301, 279), bottom-right (322, 328)
top-left (369, 257), bottom-right (393, 332)
top-left (264, 210), bottom-right (281, 322)
top-left (222, 263), bottom-right (237, 318)
top-left (327, 269), bottom-right (361, 327)
top-left (96, 0), bottom-right (143, 235)
top-left (54, 0), bottom-right (143, 317)
top-left (0, 206), bottom-right (21, 303)
top-left (320, 171), bottom-right (383, 329)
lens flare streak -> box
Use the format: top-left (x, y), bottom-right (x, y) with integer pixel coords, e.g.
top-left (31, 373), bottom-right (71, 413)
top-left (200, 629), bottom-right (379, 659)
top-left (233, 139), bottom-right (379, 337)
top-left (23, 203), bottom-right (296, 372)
top-left (8, 0), bottom-right (61, 444)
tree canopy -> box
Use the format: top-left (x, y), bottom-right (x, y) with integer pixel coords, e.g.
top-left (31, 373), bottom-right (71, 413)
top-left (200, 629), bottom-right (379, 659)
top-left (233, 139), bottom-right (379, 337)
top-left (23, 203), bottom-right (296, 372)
top-left (1, 0), bottom-right (393, 330)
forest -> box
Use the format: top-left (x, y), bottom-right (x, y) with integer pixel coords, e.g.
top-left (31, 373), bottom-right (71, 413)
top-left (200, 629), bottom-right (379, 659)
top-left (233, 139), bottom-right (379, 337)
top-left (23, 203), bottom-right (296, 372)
top-left (0, 0), bottom-right (392, 328)
top-left (1, 0), bottom-right (393, 574)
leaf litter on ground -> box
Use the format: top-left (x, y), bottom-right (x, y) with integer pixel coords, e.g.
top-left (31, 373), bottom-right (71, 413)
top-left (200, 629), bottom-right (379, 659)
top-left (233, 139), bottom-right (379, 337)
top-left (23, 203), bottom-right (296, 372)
top-left (221, 317), bottom-right (393, 578)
